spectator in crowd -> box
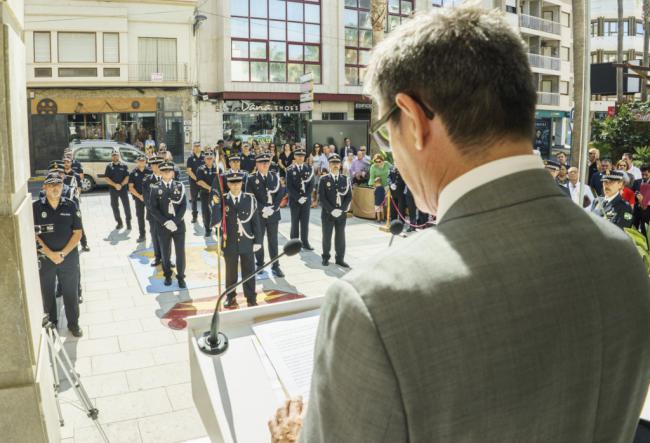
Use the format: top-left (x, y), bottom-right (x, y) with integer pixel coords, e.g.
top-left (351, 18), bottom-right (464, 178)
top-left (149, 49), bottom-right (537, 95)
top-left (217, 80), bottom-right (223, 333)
top-left (556, 164), bottom-right (569, 187)
top-left (590, 157), bottom-right (612, 197)
top-left (350, 149), bottom-right (371, 184)
top-left (368, 154), bottom-right (392, 187)
top-left (358, 146), bottom-right (370, 162)
top-left (619, 167), bottom-right (637, 208)
top-left (373, 177), bottom-right (386, 223)
top-left (251, 139), bottom-right (261, 156)
top-left (616, 160), bottom-right (635, 187)
top-left (567, 167), bottom-right (594, 208)
top-left (340, 137), bottom-right (357, 158)
top-left (342, 152), bottom-right (355, 177)
top-left (556, 151), bottom-right (569, 169)
top-left (278, 143), bottom-right (293, 178)
top-left (240, 143), bottom-right (256, 173)
top-left (622, 153), bottom-right (642, 180)
top-left (632, 163), bottom-right (650, 234)
top-left (588, 147), bottom-right (600, 184)
top-left (320, 145), bottom-right (331, 174)
top-left (269, 143), bottom-right (279, 164)
top-left (145, 134), bottom-right (156, 149)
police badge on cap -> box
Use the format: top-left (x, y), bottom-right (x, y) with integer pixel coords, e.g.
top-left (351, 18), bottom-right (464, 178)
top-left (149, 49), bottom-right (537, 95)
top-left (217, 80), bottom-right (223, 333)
top-left (148, 155), bottom-right (164, 165)
top-left (328, 153), bottom-right (342, 163)
top-left (544, 160), bottom-right (560, 171)
top-left (294, 148), bottom-right (306, 156)
top-left (601, 170), bottom-right (625, 182)
top-left (226, 171), bottom-right (245, 182)
top-left (43, 172), bottom-right (63, 185)
top-left (159, 161), bottom-right (175, 172)
top-left (229, 154), bottom-right (241, 162)
top-left (255, 152), bottom-right (272, 162)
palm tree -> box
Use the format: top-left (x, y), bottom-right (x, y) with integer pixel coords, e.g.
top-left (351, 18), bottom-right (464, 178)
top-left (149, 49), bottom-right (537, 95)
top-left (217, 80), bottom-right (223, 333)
top-left (369, 0), bottom-right (387, 142)
top-left (616, 0), bottom-right (624, 103)
top-left (642, 0), bottom-right (649, 101)
top-left (571, 0), bottom-right (588, 174)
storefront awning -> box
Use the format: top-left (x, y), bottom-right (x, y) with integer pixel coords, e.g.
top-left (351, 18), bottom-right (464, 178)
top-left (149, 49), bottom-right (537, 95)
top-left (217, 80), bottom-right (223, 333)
top-left (211, 92), bottom-right (371, 103)
top-left (31, 97), bottom-right (157, 115)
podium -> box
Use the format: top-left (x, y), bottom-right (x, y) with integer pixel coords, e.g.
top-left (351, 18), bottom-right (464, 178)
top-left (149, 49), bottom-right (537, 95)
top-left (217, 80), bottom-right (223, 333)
top-left (187, 296), bottom-right (325, 443)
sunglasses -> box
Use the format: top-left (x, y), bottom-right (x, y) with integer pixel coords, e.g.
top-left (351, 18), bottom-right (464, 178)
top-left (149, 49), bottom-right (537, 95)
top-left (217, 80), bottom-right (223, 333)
top-left (369, 95), bottom-right (435, 151)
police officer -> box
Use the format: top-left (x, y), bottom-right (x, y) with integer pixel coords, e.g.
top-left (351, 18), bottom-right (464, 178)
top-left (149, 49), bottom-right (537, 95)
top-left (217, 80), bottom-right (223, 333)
top-left (186, 141), bottom-right (204, 223)
top-left (143, 155), bottom-right (164, 266)
top-left (319, 154), bottom-right (352, 268)
top-left (544, 160), bottom-right (571, 198)
top-left (62, 157), bottom-right (90, 251)
top-left (247, 152), bottom-right (287, 277)
top-left (149, 161), bottom-right (187, 288)
top-left (34, 173), bottom-right (83, 337)
top-left (196, 151), bottom-right (219, 237)
top-left (286, 148), bottom-right (314, 250)
top-left (128, 155), bottom-right (151, 243)
top-left (590, 170), bottom-right (634, 230)
top-left (240, 143), bottom-right (257, 173)
top-left (105, 149), bottom-right (132, 230)
top-left (211, 172), bottom-right (262, 308)
top-left (220, 154), bottom-right (249, 193)
top-left (63, 148), bottom-right (84, 181)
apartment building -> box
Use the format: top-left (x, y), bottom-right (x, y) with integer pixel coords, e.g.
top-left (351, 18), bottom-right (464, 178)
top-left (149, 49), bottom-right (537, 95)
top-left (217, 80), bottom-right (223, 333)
top-left (590, 0), bottom-right (646, 115)
top-left (25, 0), bottom-right (197, 171)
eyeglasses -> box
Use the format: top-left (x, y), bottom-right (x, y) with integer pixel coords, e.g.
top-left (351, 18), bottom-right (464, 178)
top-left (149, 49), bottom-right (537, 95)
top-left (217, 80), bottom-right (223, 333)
top-left (369, 95), bottom-right (435, 151)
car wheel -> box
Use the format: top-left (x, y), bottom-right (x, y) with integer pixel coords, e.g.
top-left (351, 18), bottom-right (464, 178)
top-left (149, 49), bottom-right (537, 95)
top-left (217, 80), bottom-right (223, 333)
top-left (80, 176), bottom-right (95, 193)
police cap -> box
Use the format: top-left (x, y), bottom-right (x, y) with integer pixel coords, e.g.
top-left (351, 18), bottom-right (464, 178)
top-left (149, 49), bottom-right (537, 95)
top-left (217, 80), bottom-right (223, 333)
top-left (601, 170), bottom-right (625, 182)
top-left (255, 152), bottom-right (272, 162)
top-left (43, 173), bottom-right (63, 185)
top-left (159, 161), bottom-right (175, 172)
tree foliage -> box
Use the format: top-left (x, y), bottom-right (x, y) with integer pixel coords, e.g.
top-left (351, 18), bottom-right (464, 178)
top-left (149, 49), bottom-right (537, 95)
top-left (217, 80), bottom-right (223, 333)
top-left (591, 101), bottom-right (650, 162)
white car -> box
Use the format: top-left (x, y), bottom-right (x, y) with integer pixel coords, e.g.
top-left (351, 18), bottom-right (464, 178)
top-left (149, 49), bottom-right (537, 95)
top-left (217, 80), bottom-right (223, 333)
top-left (70, 140), bottom-right (144, 192)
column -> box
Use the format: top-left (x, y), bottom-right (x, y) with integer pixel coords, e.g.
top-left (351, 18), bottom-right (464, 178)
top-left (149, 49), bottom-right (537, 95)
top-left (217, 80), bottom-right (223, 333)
top-left (0, 0), bottom-right (60, 440)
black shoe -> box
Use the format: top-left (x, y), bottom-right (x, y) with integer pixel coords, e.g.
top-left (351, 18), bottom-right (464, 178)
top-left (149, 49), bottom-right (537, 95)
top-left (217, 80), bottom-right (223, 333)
top-left (223, 298), bottom-right (238, 309)
top-left (150, 260), bottom-right (161, 267)
top-left (136, 235), bottom-right (145, 243)
top-left (247, 300), bottom-right (258, 307)
top-left (126, 221), bottom-right (132, 230)
top-left (204, 230), bottom-right (211, 237)
top-left (116, 222), bottom-right (123, 230)
top-left (302, 244), bottom-right (314, 251)
top-left (407, 227), bottom-right (416, 233)
top-left (68, 326), bottom-right (83, 338)
top-left (56, 291), bottom-right (63, 299)
top-left (322, 257), bottom-right (329, 266)
top-left (164, 277), bottom-right (172, 286)
top-left (191, 216), bottom-right (198, 223)
top-left (81, 244), bottom-right (90, 252)
top-left (272, 267), bottom-right (285, 278)
top-left (177, 279), bottom-right (187, 289)
top-left (170, 262), bottom-right (176, 268)
top-left (335, 260), bottom-right (351, 269)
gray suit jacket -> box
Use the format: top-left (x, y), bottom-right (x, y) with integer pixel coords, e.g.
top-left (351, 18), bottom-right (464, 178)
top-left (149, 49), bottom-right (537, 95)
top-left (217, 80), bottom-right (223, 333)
top-left (301, 169), bottom-right (650, 443)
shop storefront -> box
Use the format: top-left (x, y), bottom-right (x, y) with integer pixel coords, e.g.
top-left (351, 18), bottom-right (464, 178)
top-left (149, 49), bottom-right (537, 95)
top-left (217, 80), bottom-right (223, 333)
top-left (222, 100), bottom-right (309, 146)
top-left (534, 110), bottom-right (571, 159)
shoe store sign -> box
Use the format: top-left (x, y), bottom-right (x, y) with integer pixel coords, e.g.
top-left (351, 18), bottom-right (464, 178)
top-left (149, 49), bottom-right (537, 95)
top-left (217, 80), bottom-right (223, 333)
top-left (223, 100), bottom-right (300, 113)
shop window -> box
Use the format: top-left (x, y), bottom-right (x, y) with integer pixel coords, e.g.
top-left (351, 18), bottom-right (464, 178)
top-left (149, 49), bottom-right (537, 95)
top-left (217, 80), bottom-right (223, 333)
top-left (230, 0), bottom-right (321, 83)
top-left (33, 32), bottom-right (51, 63)
top-left (322, 112), bottom-right (347, 120)
top-left (58, 32), bottom-right (96, 63)
top-left (223, 111), bottom-right (308, 145)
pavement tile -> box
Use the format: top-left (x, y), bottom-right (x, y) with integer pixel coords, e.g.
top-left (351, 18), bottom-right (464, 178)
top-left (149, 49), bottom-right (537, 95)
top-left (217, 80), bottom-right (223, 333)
top-left (63, 336), bottom-right (120, 358)
top-left (118, 329), bottom-right (177, 352)
top-left (89, 319), bottom-right (142, 339)
top-left (126, 362), bottom-right (190, 391)
top-left (73, 420), bottom-right (142, 443)
top-left (137, 408), bottom-right (206, 443)
top-left (91, 350), bottom-right (156, 375)
top-left (165, 383), bottom-right (195, 411)
top-left (94, 388), bottom-right (173, 423)
top-left (151, 342), bottom-right (188, 365)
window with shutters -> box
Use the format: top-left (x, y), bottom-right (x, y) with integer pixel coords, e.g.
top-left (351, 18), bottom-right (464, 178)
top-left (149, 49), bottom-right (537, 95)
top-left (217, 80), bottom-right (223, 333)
top-left (103, 33), bottom-right (120, 63)
top-left (58, 32), bottom-right (96, 63)
top-left (137, 37), bottom-right (178, 81)
top-left (34, 32), bottom-right (51, 63)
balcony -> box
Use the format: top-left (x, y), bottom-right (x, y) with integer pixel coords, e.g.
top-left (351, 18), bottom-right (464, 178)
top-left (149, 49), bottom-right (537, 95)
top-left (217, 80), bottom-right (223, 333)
top-left (128, 64), bottom-right (188, 83)
top-left (520, 14), bottom-right (561, 35)
top-left (528, 53), bottom-right (561, 71)
top-left (537, 92), bottom-right (560, 106)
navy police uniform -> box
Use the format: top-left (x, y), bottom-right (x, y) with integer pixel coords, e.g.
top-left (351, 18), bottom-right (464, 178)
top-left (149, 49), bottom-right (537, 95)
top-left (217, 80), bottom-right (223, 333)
top-left (545, 160), bottom-right (571, 198)
top-left (211, 172), bottom-right (262, 307)
top-left (319, 154), bottom-right (352, 267)
top-left (186, 147), bottom-right (205, 222)
top-left (590, 171), bottom-right (634, 230)
top-left (246, 153), bottom-right (286, 276)
top-left (195, 154), bottom-right (219, 236)
top-left (33, 174), bottom-right (82, 332)
top-left (143, 156), bottom-right (164, 264)
top-left (240, 151), bottom-right (257, 173)
top-left (104, 151), bottom-right (132, 228)
top-left (148, 162), bottom-right (187, 287)
top-left (286, 149), bottom-right (314, 249)
top-left (129, 157), bottom-right (152, 240)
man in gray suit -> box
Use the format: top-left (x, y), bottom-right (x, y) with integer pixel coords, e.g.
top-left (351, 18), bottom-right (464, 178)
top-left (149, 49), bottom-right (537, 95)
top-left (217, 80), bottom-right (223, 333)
top-left (269, 5), bottom-right (650, 443)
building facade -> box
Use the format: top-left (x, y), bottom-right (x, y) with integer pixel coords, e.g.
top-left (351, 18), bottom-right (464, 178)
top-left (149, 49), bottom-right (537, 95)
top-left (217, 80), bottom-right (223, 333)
top-left (25, 0), bottom-right (197, 172)
top-left (590, 0), bottom-right (646, 116)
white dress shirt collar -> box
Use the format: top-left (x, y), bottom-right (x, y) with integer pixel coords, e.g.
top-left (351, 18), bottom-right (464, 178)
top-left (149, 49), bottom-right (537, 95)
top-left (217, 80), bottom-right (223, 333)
top-left (437, 154), bottom-right (544, 221)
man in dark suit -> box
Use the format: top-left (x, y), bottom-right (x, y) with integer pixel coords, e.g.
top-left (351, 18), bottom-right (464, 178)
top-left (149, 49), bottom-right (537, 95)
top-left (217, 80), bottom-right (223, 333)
top-left (246, 152), bottom-right (286, 277)
top-left (339, 137), bottom-right (357, 159)
top-left (186, 141), bottom-right (204, 223)
top-left (632, 163), bottom-right (650, 234)
top-left (211, 172), bottom-right (262, 308)
top-left (286, 148), bottom-right (315, 250)
top-left (240, 143), bottom-right (257, 173)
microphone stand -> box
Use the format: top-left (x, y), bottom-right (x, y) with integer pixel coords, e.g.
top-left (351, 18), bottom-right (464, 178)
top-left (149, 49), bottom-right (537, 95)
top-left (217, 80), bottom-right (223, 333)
top-left (197, 239), bottom-right (302, 355)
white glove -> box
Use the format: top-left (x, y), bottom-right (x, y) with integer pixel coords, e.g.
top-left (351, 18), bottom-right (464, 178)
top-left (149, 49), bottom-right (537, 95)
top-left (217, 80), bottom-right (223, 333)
top-left (331, 209), bottom-right (342, 218)
top-left (164, 220), bottom-right (177, 232)
top-left (298, 197), bottom-right (307, 205)
top-left (390, 184), bottom-right (397, 191)
top-left (262, 206), bottom-right (274, 218)
top-left (253, 244), bottom-right (262, 252)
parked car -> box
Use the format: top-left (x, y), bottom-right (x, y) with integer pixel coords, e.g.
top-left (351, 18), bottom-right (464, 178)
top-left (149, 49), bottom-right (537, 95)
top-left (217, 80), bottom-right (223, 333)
top-left (70, 140), bottom-right (144, 192)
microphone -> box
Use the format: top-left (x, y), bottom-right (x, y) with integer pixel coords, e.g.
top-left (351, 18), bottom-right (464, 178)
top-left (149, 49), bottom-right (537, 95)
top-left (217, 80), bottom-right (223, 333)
top-left (388, 219), bottom-right (404, 247)
top-left (197, 238), bottom-right (303, 355)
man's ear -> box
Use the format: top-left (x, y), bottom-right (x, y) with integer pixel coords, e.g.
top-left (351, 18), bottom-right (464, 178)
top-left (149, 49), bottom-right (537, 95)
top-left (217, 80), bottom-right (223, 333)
top-left (394, 93), bottom-right (430, 152)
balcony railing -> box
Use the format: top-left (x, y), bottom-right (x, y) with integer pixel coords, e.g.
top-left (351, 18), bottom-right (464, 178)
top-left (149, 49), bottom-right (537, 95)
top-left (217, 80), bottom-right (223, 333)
top-left (520, 14), bottom-right (561, 35)
top-left (537, 92), bottom-right (560, 106)
top-left (128, 63), bottom-right (188, 83)
top-left (528, 53), bottom-right (561, 71)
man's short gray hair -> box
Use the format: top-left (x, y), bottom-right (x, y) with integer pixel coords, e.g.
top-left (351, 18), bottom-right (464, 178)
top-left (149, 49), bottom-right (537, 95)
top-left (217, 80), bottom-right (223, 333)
top-left (364, 5), bottom-right (537, 152)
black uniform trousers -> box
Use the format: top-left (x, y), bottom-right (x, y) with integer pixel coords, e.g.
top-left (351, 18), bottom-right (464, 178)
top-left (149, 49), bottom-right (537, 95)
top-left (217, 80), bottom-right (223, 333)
top-left (289, 201), bottom-right (310, 246)
top-left (199, 191), bottom-right (211, 231)
top-left (149, 219), bottom-right (162, 261)
top-left (225, 251), bottom-right (256, 303)
top-left (406, 192), bottom-right (417, 226)
top-left (134, 199), bottom-right (146, 236)
top-left (321, 213), bottom-right (346, 261)
top-left (256, 219), bottom-right (280, 270)
top-left (189, 181), bottom-right (200, 219)
top-left (159, 227), bottom-right (185, 279)
top-left (39, 249), bottom-right (80, 327)
top-left (110, 188), bottom-right (131, 224)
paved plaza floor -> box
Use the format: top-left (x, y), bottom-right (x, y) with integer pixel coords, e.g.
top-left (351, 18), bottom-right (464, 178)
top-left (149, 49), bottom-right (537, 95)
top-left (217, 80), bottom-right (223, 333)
top-left (52, 190), bottom-right (412, 443)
